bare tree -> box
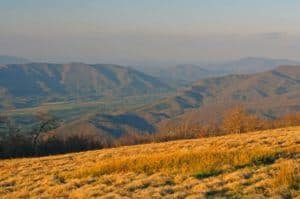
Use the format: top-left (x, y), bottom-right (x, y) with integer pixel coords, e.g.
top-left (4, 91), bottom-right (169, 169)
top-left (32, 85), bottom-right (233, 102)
top-left (0, 114), bottom-right (20, 136)
top-left (221, 106), bottom-right (247, 134)
top-left (31, 112), bottom-right (60, 155)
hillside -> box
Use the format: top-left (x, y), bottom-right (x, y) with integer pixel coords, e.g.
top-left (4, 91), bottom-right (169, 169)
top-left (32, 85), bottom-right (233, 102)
top-left (152, 65), bottom-right (300, 124)
top-left (167, 65), bottom-right (300, 124)
top-left (0, 63), bottom-right (170, 109)
top-left (3, 65), bottom-right (300, 139)
top-left (62, 65), bottom-right (300, 137)
top-left (0, 126), bottom-right (299, 198)
top-left (136, 64), bottom-right (216, 86)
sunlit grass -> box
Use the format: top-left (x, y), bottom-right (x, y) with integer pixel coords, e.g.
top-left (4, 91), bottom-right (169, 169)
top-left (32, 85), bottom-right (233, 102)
top-left (66, 147), bottom-right (284, 179)
top-left (274, 159), bottom-right (300, 189)
top-left (0, 126), bottom-right (299, 198)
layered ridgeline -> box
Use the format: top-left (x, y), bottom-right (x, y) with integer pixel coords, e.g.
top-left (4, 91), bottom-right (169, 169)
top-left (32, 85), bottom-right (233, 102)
top-left (0, 63), bottom-right (170, 109)
top-left (54, 65), bottom-right (300, 138)
top-left (155, 65), bottom-right (300, 130)
top-left (0, 55), bottom-right (30, 65)
top-left (138, 65), bottom-right (300, 124)
top-left (136, 57), bottom-right (299, 85)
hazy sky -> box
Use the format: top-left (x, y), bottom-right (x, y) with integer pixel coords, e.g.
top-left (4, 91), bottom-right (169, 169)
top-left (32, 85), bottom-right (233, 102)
top-left (1, 0), bottom-right (300, 65)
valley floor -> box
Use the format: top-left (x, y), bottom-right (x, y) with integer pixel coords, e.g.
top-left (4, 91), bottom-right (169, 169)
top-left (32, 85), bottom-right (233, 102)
top-left (0, 127), bottom-right (299, 198)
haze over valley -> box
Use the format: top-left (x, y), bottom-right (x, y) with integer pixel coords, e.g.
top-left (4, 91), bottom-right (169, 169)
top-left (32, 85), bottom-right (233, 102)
top-left (0, 58), bottom-right (299, 139)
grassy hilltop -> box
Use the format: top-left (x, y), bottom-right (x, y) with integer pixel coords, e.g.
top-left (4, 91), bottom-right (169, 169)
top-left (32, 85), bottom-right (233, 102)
top-left (0, 126), bottom-right (299, 198)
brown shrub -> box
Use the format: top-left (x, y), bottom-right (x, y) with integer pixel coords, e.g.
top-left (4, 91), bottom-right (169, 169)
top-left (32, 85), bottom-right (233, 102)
top-left (221, 107), bottom-right (249, 134)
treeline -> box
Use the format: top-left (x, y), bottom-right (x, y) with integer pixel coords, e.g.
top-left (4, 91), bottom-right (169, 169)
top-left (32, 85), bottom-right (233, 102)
top-left (115, 107), bottom-right (300, 146)
top-left (0, 133), bottom-right (105, 159)
top-left (0, 113), bottom-right (111, 159)
top-left (1, 108), bottom-right (300, 159)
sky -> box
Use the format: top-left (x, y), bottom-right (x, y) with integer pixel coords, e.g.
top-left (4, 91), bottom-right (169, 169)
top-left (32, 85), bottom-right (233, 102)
top-left (1, 0), bottom-right (300, 65)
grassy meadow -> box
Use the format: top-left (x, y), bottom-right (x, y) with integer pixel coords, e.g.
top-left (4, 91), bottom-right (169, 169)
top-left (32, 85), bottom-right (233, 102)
top-left (0, 126), bottom-right (299, 198)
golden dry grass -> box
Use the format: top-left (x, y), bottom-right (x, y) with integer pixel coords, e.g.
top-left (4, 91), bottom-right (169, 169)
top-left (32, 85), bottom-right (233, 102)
top-left (0, 126), bottom-right (299, 198)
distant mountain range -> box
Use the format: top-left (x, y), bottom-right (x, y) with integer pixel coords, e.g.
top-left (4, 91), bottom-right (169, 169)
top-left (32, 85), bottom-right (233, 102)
top-left (1, 56), bottom-right (299, 139)
top-left (135, 57), bottom-right (299, 85)
top-left (0, 63), bottom-right (170, 109)
top-left (208, 57), bottom-right (300, 74)
top-left (0, 55), bottom-right (30, 64)
top-left (1, 55), bottom-right (297, 86)
top-left (140, 65), bottom-right (300, 126)
top-left (54, 65), bottom-right (300, 138)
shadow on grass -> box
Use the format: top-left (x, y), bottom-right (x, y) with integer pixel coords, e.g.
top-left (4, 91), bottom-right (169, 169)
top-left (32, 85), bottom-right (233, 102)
top-left (205, 188), bottom-right (230, 198)
top-left (194, 170), bottom-right (222, 179)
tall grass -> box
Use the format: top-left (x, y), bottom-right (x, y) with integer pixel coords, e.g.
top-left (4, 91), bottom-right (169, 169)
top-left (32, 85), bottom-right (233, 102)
top-left (65, 147), bottom-right (292, 179)
top-left (0, 127), bottom-right (299, 198)
top-left (274, 160), bottom-right (300, 189)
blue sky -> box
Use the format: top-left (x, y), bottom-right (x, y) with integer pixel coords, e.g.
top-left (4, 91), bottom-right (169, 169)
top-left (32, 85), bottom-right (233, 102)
top-left (1, 0), bottom-right (300, 64)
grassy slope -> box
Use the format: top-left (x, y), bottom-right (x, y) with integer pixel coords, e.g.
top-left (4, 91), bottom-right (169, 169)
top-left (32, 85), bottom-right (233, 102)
top-left (0, 127), bottom-right (299, 198)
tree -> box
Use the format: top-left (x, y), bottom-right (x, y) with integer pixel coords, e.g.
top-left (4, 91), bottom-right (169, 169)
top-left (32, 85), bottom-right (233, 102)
top-left (0, 115), bottom-right (33, 158)
top-left (221, 107), bottom-right (247, 134)
top-left (0, 115), bottom-right (20, 136)
top-left (243, 114), bottom-right (264, 132)
top-left (31, 112), bottom-right (60, 155)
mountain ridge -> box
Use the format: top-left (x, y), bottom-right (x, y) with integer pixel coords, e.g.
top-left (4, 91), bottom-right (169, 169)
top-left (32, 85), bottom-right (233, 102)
top-left (0, 63), bottom-right (170, 109)
top-left (135, 57), bottom-right (299, 85)
top-left (0, 55), bottom-right (30, 64)
top-left (63, 65), bottom-right (300, 138)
